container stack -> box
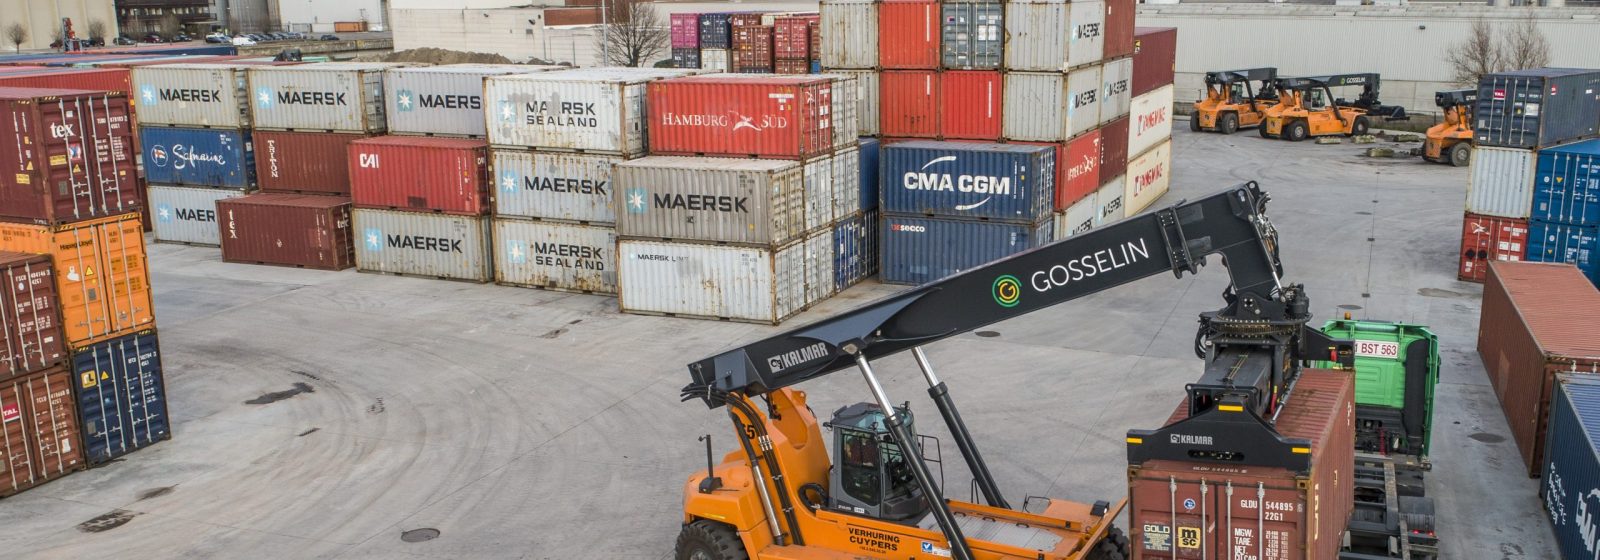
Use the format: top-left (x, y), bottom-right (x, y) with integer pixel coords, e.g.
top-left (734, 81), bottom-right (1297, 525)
top-left (675, 12), bottom-right (821, 74)
top-left (131, 63), bottom-right (259, 246)
top-left (671, 13), bottom-right (703, 69)
top-left (772, 16), bottom-right (820, 74)
top-left (1119, 27), bottom-right (1176, 219)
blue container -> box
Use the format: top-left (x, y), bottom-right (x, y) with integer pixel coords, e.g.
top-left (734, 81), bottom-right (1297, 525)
top-left (73, 331), bottom-right (170, 466)
top-left (880, 213), bottom-right (1052, 285)
top-left (1528, 220), bottom-right (1600, 285)
top-left (1476, 69), bottom-right (1600, 150)
top-left (140, 127), bottom-right (256, 188)
top-left (834, 209), bottom-right (880, 290)
top-left (1542, 377), bottom-right (1600, 560)
top-left (698, 13), bottom-right (733, 49)
top-left (105, 45), bottom-right (236, 56)
top-left (880, 141), bottom-right (1054, 224)
top-left (858, 138), bottom-right (881, 211)
top-left (1534, 138), bottom-right (1600, 226)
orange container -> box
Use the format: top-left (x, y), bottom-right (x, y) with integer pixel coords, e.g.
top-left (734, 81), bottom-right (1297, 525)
top-left (0, 213), bottom-right (153, 348)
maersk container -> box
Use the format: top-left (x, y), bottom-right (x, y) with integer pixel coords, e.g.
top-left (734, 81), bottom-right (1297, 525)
top-left (880, 141), bottom-right (1054, 224)
top-left (831, 69), bottom-right (878, 136)
top-left (617, 238), bottom-right (808, 324)
top-left (73, 330), bottom-right (169, 466)
top-left (831, 146), bottom-right (862, 220)
top-left (859, 138), bottom-right (881, 210)
top-left (1542, 376), bottom-right (1600, 560)
top-left (648, 75), bottom-right (835, 160)
top-left (1533, 138), bottom-right (1600, 226)
top-left (1099, 57), bottom-right (1132, 125)
top-left (1128, 84), bottom-right (1174, 160)
top-left (1002, 0), bottom-right (1070, 72)
top-left (1095, 175), bottom-right (1126, 226)
top-left (819, 0), bottom-right (878, 69)
top-left (941, 1), bottom-right (1002, 70)
top-left (384, 64), bottom-right (562, 138)
top-left (1476, 69), bottom-right (1600, 150)
top-left (484, 67), bottom-right (697, 156)
top-left (880, 213), bottom-right (1052, 285)
top-left (1066, 0), bottom-right (1106, 69)
top-left (139, 127), bottom-right (256, 188)
top-left (131, 63), bottom-right (250, 128)
top-left (614, 156), bottom-right (806, 246)
top-left (1126, 140), bottom-right (1171, 216)
top-left (149, 185), bottom-right (248, 246)
top-left (248, 63), bottom-right (406, 133)
top-left (492, 150), bottom-right (620, 224)
top-left (805, 228), bottom-right (837, 304)
top-left (1468, 146), bottom-right (1536, 219)
top-left (804, 154), bottom-right (837, 231)
top-left (1002, 72), bottom-right (1066, 141)
top-left (1065, 65), bottom-right (1103, 140)
top-left (1055, 190), bottom-right (1096, 240)
top-left (1527, 220), bottom-right (1600, 284)
top-left (493, 218), bottom-right (617, 294)
top-left (354, 208), bottom-right (491, 282)
top-left (834, 209), bottom-right (879, 290)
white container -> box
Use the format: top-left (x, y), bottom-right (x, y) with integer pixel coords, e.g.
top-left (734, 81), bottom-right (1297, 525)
top-left (1003, 0), bottom-right (1069, 72)
top-left (385, 64), bottom-right (563, 137)
top-left (804, 228), bottom-right (836, 304)
top-left (354, 208), bottom-right (492, 282)
top-left (1468, 147), bottom-right (1536, 218)
top-left (617, 239), bottom-right (808, 324)
top-left (492, 150), bottom-right (620, 224)
top-left (1065, 64), bottom-right (1103, 140)
top-left (831, 69), bottom-right (879, 136)
top-left (1129, 84), bottom-right (1175, 160)
top-left (831, 146), bottom-right (862, 220)
top-left (701, 49), bottom-right (732, 73)
top-left (820, 0), bottom-right (878, 70)
top-left (1003, 72), bottom-right (1065, 142)
top-left (1099, 57), bottom-right (1132, 125)
top-left (132, 64), bottom-right (251, 128)
top-left (248, 62), bottom-right (407, 133)
top-left (816, 74), bottom-right (860, 147)
top-left (1095, 175), bottom-right (1126, 226)
top-left (803, 154), bottom-right (836, 232)
top-left (484, 67), bottom-right (695, 156)
top-left (149, 184), bottom-right (249, 246)
top-left (1125, 141), bottom-right (1172, 216)
top-left (1066, 0), bottom-right (1106, 69)
top-left (615, 156), bottom-right (806, 246)
top-left (493, 218), bottom-right (617, 294)
top-left (1054, 190), bottom-right (1097, 240)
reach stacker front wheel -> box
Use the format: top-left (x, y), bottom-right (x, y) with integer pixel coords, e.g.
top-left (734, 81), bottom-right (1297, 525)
top-left (675, 520), bottom-right (749, 560)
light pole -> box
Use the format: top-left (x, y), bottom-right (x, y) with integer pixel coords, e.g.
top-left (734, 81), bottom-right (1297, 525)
top-left (599, 0), bottom-right (609, 66)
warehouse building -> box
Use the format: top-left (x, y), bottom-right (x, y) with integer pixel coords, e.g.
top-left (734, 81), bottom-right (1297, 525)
top-left (0, 0), bottom-right (118, 50)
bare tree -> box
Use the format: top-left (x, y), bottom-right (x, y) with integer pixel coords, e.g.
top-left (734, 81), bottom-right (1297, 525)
top-left (593, 1), bottom-right (668, 67)
top-left (1446, 18), bottom-right (1501, 87)
top-left (88, 19), bottom-right (107, 42)
top-left (1502, 15), bottom-right (1551, 71)
top-left (5, 23), bottom-right (25, 53)
top-left (159, 12), bottom-right (182, 38)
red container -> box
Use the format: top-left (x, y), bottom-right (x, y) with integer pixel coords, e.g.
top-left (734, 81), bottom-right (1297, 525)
top-left (1103, 0), bottom-right (1136, 60)
top-left (1460, 213), bottom-right (1528, 283)
top-left (0, 68), bottom-right (131, 97)
top-left (940, 71), bottom-right (1002, 140)
top-left (349, 136), bottom-right (490, 215)
top-left (1100, 116), bottom-right (1130, 181)
top-left (810, 20), bottom-right (822, 62)
top-left (0, 88), bottom-right (140, 225)
top-left (733, 25), bottom-right (775, 73)
top-left (879, 0), bottom-right (941, 69)
top-left (0, 366), bottom-right (83, 498)
top-left (648, 76), bottom-right (834, 159)
top-left (0, 252), bottom-right (65, 382)
top-left (1062, 130), bottom-right (1103, 208)
top-left (729, 13), bottom-right (765, 28)
top-left (775, 59), bottom-right (812, 75)
top-left (880, 70), bottom-right (940, 138)
top-left (774, 17), bottom-right (812, 60)
top-left (218, 193), bottom-right (356, 270)
top-left (1131, 27), bottom-right (1178, 98)
top-left (254, 130), bottom-right (370, 195)
top-left (1479, 261), bottom-right (1600, 476)
top-left (671, 13), bottom-right (701, 48)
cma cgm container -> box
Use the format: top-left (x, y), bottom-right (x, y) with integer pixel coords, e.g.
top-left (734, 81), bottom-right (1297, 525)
top-left (494, 219), bottom-right (616, 294)
top-left (253, 130), bottom-right (367, 195)
top-left (72, 330), bottom-right (169, 466)
top-left (485, 68), bottom-right (698, 156)
top-left (1103, 0), bottom-right (1135, 59)
top-left (1459, 213), bottom-right (1528, 283)
top-left (941, 1), bottom-right (1002, 70)
top-left (819, 0), bottom-right (878, 69)
top-left (249, 63), bottom-right (406, 132)
top-left (131, 63), bottom-right (251, 128)
top-left (648, 75), bottom-right (834, 159)
top-left (1468, 146), bottom-right (1536, 219)
top-left (879, 0), bottom-right (941, 69)
top-left (349, 136), bottom-right (490, 215)
top-left (139, 127), bottom-right (256, 188)
top-left (940, 71), bottom-right (1003, 140)
top-left (1066, 0), bottom-right (1106, 69)
top-left (615, 156), bottom-right (805, 245)
top-left (1541, 377), bottom-right (1600, 560)
top-left (1131, 27), bottom-right (1177, 98)
top-left (881, 71), bottom-right (941, 138)
top-left (1100, 116), bottom-right (1129, 181)
top-left (218, 193), bottom-right (355, 270)
top-left (492, 150), bottom-right (620, 224)
top-left (1479, 261), bottom-right (1600, 476)
top-left (1094, 176), bottom-right (1126, 226)
top-left (1527, 220), bottom-right (1599, 284)
top-left (1129, 84), bottom-right (1174, 159)
top-left (149, 185), bottom-right (248, 246)
top-left (0, 214), bottom-right (153, 348)
top-left (881, 141), bottom-right (1055, 223)
top-left (0, 366), bottom-right (83, 498)
top-left (354, 209), bottom-right (491, 282)
top-left (0, 252), bottom-right (65, 381)
top-left (880, 214), bottom-right (1052, 284)
top-left (1099, 58), bottom-right (1132, 125)
top-left (1125, 140), bottom-right (1171, 216)
top-left (1476, 69), bottom-right (1600, 150)
top-left (617, 238), bottom-right (808, 324)
top-left (0, 88), bottom-right (141, 225)
top-left (384, 64), bottom-right (561, 137)
top-left (834, 210), bottom-right (879, 289)
top-left (1533, 138), bottom-right (1600, 225)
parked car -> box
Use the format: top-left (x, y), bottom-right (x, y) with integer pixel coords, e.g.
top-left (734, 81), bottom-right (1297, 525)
top-left (270, 32), bottom-right (289, 40)
top-left (86, 37), bottom-right (105, 47)
top-left (205, 33), bottom-right (229, 44)
top-left (232, 36), bottom-right (256, 46)
top-left (319, 34), bottom-right (340, 41)
top-left (113, 36), bottom-right (136, 45)
top-left (172, 33), bottom-right (193, 42)
top-left (141, 34), bottom-right (165, 43)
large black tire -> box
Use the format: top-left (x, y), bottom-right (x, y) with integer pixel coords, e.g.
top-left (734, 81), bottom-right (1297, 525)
top-left (1086, 527), bottom-right (1132, 560)
top-left (675, 520), bottom-right (749, 560)
top-left (1449, 142), bottom-right (1472, 167)
top-left (1259, 122), bottom-right (1272, 138)
top-left (1190, 115), bottom-right (1202, 132)
top-left (1350, 116), bottom-right (1370, 137)
top-left (1219, 112), bottom-right (1239, 135)
top-left (1285, 120), bottom-right (1309, 142)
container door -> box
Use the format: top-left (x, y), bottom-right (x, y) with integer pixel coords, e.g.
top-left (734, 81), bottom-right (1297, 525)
top-left (25, 370), bottom-right (81, 479)
top-left (1132, 475), bottom-right (1210, 559)
top-left (54, 223), bottom-right (111, 346)
top-left (1212, 479), bottom-right (1307, 560)
top-left (98, 217), bottom-right (155, 338)
top-left (0, 378), bottom-right (39, 496)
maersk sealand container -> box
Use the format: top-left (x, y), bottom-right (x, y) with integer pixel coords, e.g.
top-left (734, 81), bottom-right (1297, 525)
top-left (1542, 376), bottom-right (1600, 560)
top-left (1533, 138), bottom-right (1600, 226)
top-left (1476, 69), bottom-right (1600, 150)
top-left (139, 127), bottom-right (256, 188)
top-left (880, 213), bottom-right (1053, 285)
top-left (880, 141), bottom-right (1054, 223)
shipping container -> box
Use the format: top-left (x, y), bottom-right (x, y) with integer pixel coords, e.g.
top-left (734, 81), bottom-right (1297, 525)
top-left (803, 155), bottom-right (837, 231)
top-left (1100, 115), bottom-right (1129, 183)
top-left (831, 146), bottom-right (862, 220)
top-left (1002, 72), bottom-right (1065, 141)
top-left (1533, 138), bottom-right (1600, 226)
top-left (139, 127), bottom-right (256, 188)
top-left (815, 74), bottom-right (861, 146)
top-left (1475, 69), bottom-right (1600, 150)
top-left (1054, 190), bottom-right (1096, 239)
top-left (1128, 84), bottom-right (1174, 160)
top-left (672, 13), bottom-right (702, 48)
top-left (1094, 175), bottom-right (1125, 226)
top-left (672, 48), bottom-right (701, 70)
top-left (1102, 0), bottom-right (1135, 59)
top-left (881, 141), bottom-right (1055, 223)
top-left (881, 70), bottom-right (940, 138)
top-left (248, 63), bottom-right (406, 133)
top-left (775, 17), bottom-right (813, 60)
top-left (1541, 376), bottom-right (1600, 560)
top-left (130, 63), bottom-right (251, 128)
top-left (834, 209), bottom-right (879, 289)
top-left (1059, 129), bottom-right (1102, 210)
top-left (1527, 220), bottom-right (1599, 284)
top-left (492, 150), bottom-right (619, 224)
top-left (940, 1), bottom-right (1001, 70)
top-left (354, 209), bottom-right (491, 282)
top-left (217, 193), bottom-right (355, 270)
top-left (648, 75), bottom-right (834, 159)
top-left (733, 25), bottom-right (775, 73)
top-left (859, 138), bottom-right (881, 210)
top-left (804, 228), bottom-right (836, 303)
top-left (335, 21), bottom-right (368, 32)
top-left (615, 156), bottom-right (805, 245)
top-left (1125, 140), bottom-right (1171, 216)
top-left (699, 13), bottom-right (734, 49)
top-left (253, 130), bottom-right (367, 195)
top-left (937, 71), bottom-right (1002, 140)
top-left (879, 0), bottom-right (941, 69)
top-left (617, 238), bottom-right (808, 324)
top-left (0, 252), bottom-right (64, 381)
top-left (701, 49), bottom-right (732, 73)
top-left (1468, 146), bottom-right (1536, 219)
top-left (485, 68), bottom-right (697, 156)
top-left (72, 330), bottom-right (168, 466)
top-left (0, 88), bottom-right (141, 225)
top-left (775, 59), bottom-right (810, 75)
top-left (1131, 27), bottom-right (1177, 98)
top-left (148, 185), bottom-right (248, 246)
top-left (1002, 0), bottom-right (1069, 72)
top-left (1128, 368), bottom-right (1355, 560)
top-left (0, 366), bottom-right (82, 498)
top-left (1066, 0), bottom-right (1106, 69)
top-left (819, 0), bottom-right (878, 69)
top-left (348, 136), bottom-right (489, 215)
top-left (1459, 213), bottom-right (1528, 283)
top-left (730, 13), bottom-right (765, 29)
top-left (1479, 261), bottom-right (1600, 476)
top-left (0, 68), bottom-right (132, 100)
top-left (880, 213), bottom-right (1051, 285)
top-left (1099, 57), bottom-right (1132, 125)
top-left (384, 64), bottom-right (561, 138)
top-left (1065, 65), bottom-right (1103, 141)
top-left (0, 214), bottom-right (152, 348)
top-left (493, 218), bottom-right (616, 294)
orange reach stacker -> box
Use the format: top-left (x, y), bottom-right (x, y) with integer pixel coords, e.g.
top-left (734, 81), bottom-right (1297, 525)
top-left (1261, 74), bottom-right (1409, 141)
top-left (1192, 67), bottom-right (1281, 134)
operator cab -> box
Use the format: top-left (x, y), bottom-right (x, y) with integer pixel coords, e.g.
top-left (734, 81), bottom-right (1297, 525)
top-left (826, 402), bottom-right (930, 522)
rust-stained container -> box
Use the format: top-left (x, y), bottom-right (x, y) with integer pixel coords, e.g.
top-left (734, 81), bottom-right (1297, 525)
top-left (940, 70), bottom-right (1002, 140)
top-left (349, 136), bottom-right (490, 215)
top-left (1103, 0), bottom-right (1135, 60)
top-left (0, 88), bottom-right (141, 225)
top-left (733, 25), bottom-right (775, 73)
top-left (1460, 213), bottom-right (1528, 283)
top-left (774, 17), bottom-right (813, 60)
top-left (217, 194), bottom-right (355, 271)
top-left (0, 69), bottom-right (132, 100)
top-left (254, 130), bottom-right (369, 195)
top-left (648, 75), bottom-right (834, 160)
top-left (775, 59), bottom-right (812, 75)
top-left (879, 0), bottom-right (941, 69)
top-left (820, 0), bottom-right (878, 69)
top-left (881, 70), bottom-right (940, 138)
top-left (0, 366), bottom-right (82, 498)
top-left (1128, 368), bottom-right (1355, 560)
top-left (1479, 261), bottom-right (1600, 477)
top-left (0, 214), bottom-right (152, 349)
top-left (1101, 115), bottom-right (1129, 182)
top-left (1131, 27), bottom-right (1178, 98)
top-left (0, 252), bottom-right (65, 381)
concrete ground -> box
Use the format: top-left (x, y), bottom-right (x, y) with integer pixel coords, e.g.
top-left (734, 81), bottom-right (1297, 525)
top-left (0, 126), bottom-right (1552, 559)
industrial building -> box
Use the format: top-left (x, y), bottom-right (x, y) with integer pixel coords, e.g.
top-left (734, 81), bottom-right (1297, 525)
top-left (0, 0), bottom-right (118, 50)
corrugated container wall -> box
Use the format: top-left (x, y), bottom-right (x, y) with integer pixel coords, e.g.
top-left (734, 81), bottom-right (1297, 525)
top-left (0, 252), bottom-right (64, 380)
top-left (355, 209), bottom-right (491, 282)
top-left (1533, 138), bottom-right (1600, 226)
top-left (1100, 116), bottom-right (1129, 181)
top-left (1125, 140), bottom-right (1172, 216)
top-left (940, 71), bottom-right (1003, 140)
top-left (803, 155), bottom-right (838, 231)
top-left (672, 49), bottom-right (701, 70)
top-left (1059, 129), bottom-right (1102, 209)
top-left (859, 138), bottom-right (882, 210)
top-left (1475, 69), bottom-right (1600, 150)
top-left (617, 239), bottom-right (808, 324)
top-left (1129, 84), bottom-right (1175, 159)
top-left (0, 69), bottom-right (132, 99)
top-left (880, 141), bottom-right (1055, 223)
top-left (0, 88), bottom-right (141, 225)
top-left (485, 68), bottom-right (699, 156)
top-left (671, 13), bottom-right (701, 48)
top-left (804, 229), bottom-right (836, 303)
top-left (1468, 147), bottom-right (1536, 219)
top-left (248, 63), bottom-right (404, 133)
top-left (1095, 175), bottom-right (1126, 226)
top-left (1102, 0), bottom-right (1135, 59)
top-left (1003, 72), bottom-right (1064, 141)
top-left (1056, 191), bottom-right (1097, 239)
top-left (1066, 0), bottom-right (1106, 69)
top-left (880, 214), bottom-right (1052, 285)
top-left (941, 1), bottom-right (1002, 70)
top-left (0, 215), bottom-right (153, 348)
top-left (701, 49), bottom-right (732, 73)
top-left (831, 147), bottom-right (863, 219)
top-left (815, 74), bottom-right (861, 146)
top-left (384, 65), bottom-right (560, 138)
top-left (494, 219), bottom-right (616, 294)
top-left (733, 25), bottom-right (775, 73)
top-left (253, 131), bottom-right (366, 195)
top-left (648, 76), bottom-right (833, 160)
top-left (1003, 0), bottom-right (1069, 72)
top-left (1459, 213), bottom-right (1528, 283)
top-left (1065, 64), bottom-right (1102, 140)
top-left (834, 210), bottom-right (879, 289)
top-left (149, 185), bottom-right (247, 246)
top-left (614, 157), bottom-right (805, 246)
top-left (139, 127), bottom-right (256, 188)
top-left (492, 150), bottom-right (619, 224)
top-left (349, 136), bottom-right (490, 215)
top-left (1541, 377), bottom-right (1600, 560)
top-left (700, 14), bottom-right (734, 49)
top-left (218, 193), bottom-right (356, 270)
top-left (131, 64), bottom-right (251, 128)
top-left (1527, 221), bottom-right (1600, 284)
top-left (882, 71), bottom-right (941, 138)
top-left (72, 330), bottom-right (168, 466)
top-left (0, 367), bottom-right (82, 498)
top-left (1130, 27), bottom-right (1178, 98)
top-left (879, 0), bottom-right (941, 69)
top-left (1099, 58), bottom-right (1132, 125)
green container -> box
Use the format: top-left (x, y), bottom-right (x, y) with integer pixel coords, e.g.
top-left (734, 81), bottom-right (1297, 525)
top-left (1317, 319), bottom-right (1440, 459)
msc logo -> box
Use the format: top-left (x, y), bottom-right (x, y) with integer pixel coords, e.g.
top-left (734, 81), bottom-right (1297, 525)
top-left (395, 89), bottom-right (415, 112)
top-left (624, 188), bottom-right (649, 214)
top-left (992, 275), bottom-right (1021, 308)
top-left (364, 228), bottom-right (383, 251)
top-left (150, 145), bottom-right (170, 168)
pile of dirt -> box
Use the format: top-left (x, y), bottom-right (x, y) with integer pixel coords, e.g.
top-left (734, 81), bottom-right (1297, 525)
top-left (362, 48), bottom-right (516, 65)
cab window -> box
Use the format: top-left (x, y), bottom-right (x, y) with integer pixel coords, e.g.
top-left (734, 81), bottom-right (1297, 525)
top-left (840, 430), bottom-right (881, 506)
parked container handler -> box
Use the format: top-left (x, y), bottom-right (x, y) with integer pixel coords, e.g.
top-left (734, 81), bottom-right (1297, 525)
top-left (1191, 67), bottom-right (1280, 134)
top-left (1261, 74), bottom-right (1408, 141)
top-left (1420, 89), bottom-right (1476, 166)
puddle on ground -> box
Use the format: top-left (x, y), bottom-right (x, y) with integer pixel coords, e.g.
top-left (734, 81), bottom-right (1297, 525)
top-left (1469, 432), bottom-right (1506, 443)
top-left (77, 510), bottom-right (139, 533)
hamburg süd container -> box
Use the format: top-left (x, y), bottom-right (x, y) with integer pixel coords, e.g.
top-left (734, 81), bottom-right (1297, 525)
top-left (217, 193), bottom-right (355, 270)
top-left (617, 238), bottom-right (808, 324)
top-left (0, 88), bottom-right (140, 225)
top-left (1095, 175), bottom-right (1126, 227)
top-left (701, 49), bottom-right (732, 73)
top-left (1059, 128), bottom-right (1103, 210)
top-left (1533, 138), bottom-right (1600, 226)
top-left (1099, 57), bottom-right (1132, 125)
top-left (1129, 84), bottom-right (1175, 161)
top-left (1459, 213), bottom-right (1528, 283)
top-left (804, 228), bottom-right (837, 304)
top-left (485, 67), bottom-right (698, 156)
top-left (349, 136), bottom-right (490, 215)
top-left (615, 156), bottom-right (805, 246)
top-left (1055, 190), bottom-right (1097, 240)
top-left (1102, 0), bottom-right (1135, 59)
top-left (1476, 69), bottom-right (1600, 150)
top-left (880, 213), bottom-right (1052, 285)
top-left (1479, 261), bottom-right (1600, 476)
top-left (834, 210), bottom-right (879, 290)
top-left (0, 214), bottom-right (153, 348)
top-left (248, 63), bottom-right (406, 133)
top-left (492, 150), bottom-right (620, 224)
top-left (1099, 115), bottom-right (1129, 182)
top-left (253, 130), bottom-right (367, 195)
top-left (1002, 72), bottom-right (1064, 141)
top-left (1468, 146), bottom-right (1536, 219)
top-left (881, 141), bottom-right (1055, 223)
top-left (0, 366), bottom-right (82, 498)
top-left (0, 252), bottom-right (65, 381)
top-left (149, 184), bottom-right (248, 246)
top-left (1002, 0), bottom-right (1070, 72)
top-left (671, 13), bottom-right (701, 48)
top-left (881, 70), bottom-right (940, 138)
top-left (1527, 220), bottom-right (1599, 284)
top-left (648, 75), bottom-right (834, 160)
top-left (831, 146), bottom-right (863, 220)
top-left (384, 64), bottom-right (561, 138)
top-left (1131, 27), bottom-right (1178, 98)
top-left (1541, 376), bottom-right (1600, 560)
top-left (1125, 140), bottom-right (1172, 216)
top-left (130, 63), bottom-right (251, 128)
top-left (72, 330), bottom-right (168, 466)
top-left (493, 218), bottom-right (617, 294)
top-left (831, 70), bottom-right (878, 136)
top-left (859, 138), bottom-right (882, 210)
top-left (939, 70), bottom-right (1002, 140)
top-left (355, 209), bottom-right (491, 282)
top-left (1066, 0), bottom-right (1106, 69)
top-left (699, 13), bottom-right (733, 49)
top-left (139, 126), bottom-right (256, 188)
top-left (879, 0), bottom-right (941, 69)
top-left (941, 1), bottom-right (1002, 70)
top-left (820, 0), bottom-right (878, 69)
